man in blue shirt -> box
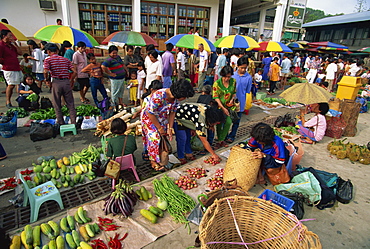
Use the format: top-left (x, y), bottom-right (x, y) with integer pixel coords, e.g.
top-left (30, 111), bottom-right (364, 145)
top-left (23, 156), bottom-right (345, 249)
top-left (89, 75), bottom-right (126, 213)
top-left (216, 48), bottom-right (228, 78)
top-left (226, 56), bottom-right (252, 143)
top-left (280, 54), bottom-right (292, 90)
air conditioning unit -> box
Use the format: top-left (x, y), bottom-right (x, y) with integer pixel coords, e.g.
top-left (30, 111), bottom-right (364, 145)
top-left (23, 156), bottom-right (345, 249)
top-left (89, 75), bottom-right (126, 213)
top-left (39, 0), bottom-right (57, 11)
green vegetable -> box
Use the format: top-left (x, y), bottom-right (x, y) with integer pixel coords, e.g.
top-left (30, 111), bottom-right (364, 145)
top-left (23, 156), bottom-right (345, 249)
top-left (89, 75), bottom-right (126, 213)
top-left (26, 93), bottom-right (38, 102)
top-left (280, 126), bottom-right (299, 134)
top-left (76, 105), bottom-right (100, 116)
top-left (30, 108), bottom-right (56, 120)
top-left (274, 129), bottom-right (282, 138)
top-left (6, 107), bottom-right (29, 118)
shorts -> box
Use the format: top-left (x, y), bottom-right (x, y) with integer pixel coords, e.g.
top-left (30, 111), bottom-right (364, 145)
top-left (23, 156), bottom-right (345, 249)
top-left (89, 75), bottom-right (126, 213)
top-left (280, 72), bottom-right (290, 77)
top-left (77, 78), bottom-right (90, 88)
top-left (35, 73), bottom-right (45, 81)
top-left (3, 70), bottom-right (23, 85)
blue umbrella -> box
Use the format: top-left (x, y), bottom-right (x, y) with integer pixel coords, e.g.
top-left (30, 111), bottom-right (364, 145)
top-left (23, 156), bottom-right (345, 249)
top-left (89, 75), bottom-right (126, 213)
top-left (165, 34), bottom-right (216, 52)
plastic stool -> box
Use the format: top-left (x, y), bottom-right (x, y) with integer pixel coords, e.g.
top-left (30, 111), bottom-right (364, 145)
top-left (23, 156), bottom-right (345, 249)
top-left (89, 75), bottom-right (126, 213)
top-left (60, 124), bottom-right (77, 137)
top-left (18, 173), bottom-right (64, 223)
top-left (112, 154), bottom-right (141, 189)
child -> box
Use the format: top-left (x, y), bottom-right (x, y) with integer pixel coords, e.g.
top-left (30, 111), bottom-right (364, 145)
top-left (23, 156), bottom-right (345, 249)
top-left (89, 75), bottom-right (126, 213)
top-left (127, 72), bottom-right (139, 106)
top-left (137, 61), bottom-right (146, 106)
top-left (106, 118), bottom-right (137, 160)
top-left (81, 53), bottom-right (112, 106)
top-left (19, 53), bottom-right (33, 75)
top-left (297, 103), bottom-right (329, 144)
top-left (17, 74), bottom-right (41, 110)
top-left (254, 69), bottom-right (263, 89)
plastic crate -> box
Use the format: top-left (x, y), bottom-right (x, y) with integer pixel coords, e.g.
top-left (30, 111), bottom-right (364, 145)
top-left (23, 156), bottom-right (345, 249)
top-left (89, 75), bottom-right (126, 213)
top-left (0, 112), bottom-right (17, 138)
top-left (258, 189), bottom-right (294, 211)
top-left (256, 92), bottom-right (267, 100)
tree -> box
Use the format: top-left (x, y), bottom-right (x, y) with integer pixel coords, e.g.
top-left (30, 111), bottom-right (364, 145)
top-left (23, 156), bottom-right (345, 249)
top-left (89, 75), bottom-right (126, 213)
top-left (354, 0), bottom-right (369, 12)
top-left (304, 7), bottom-right (344, 23)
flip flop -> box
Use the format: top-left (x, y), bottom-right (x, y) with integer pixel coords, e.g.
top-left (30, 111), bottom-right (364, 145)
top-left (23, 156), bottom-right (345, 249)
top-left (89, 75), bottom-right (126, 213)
top-left (300, 138), bottom-right (314, 144)
top-left (185, 154), bottom-right (196, 161)
top-left (225, 138), bottom-right (234, 143)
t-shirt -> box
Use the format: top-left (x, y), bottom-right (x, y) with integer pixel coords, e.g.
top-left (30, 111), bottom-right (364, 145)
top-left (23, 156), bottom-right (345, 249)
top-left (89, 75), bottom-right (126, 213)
top-left (196, 94), bottom-right (212, 105)
top-left (0, 40), bottom-right (21, 71)
top-left (144, 54), bottom-right (162, 70)
top-left (326, 63), bottom-right (337, 80)
top-left (19, 59), bottom-right (33, 74)
top-left (230, 55), bottom-right (238, 67)
top-left (106, 135), bottom-right (137, 159)
top-left (198, 50), bottom-right (208, 72)
top-left (232, 70), bottom-right (252, 112)
top-left (217, 54), bottom-right (227, 76)
top-left (32, 48), bottom-right (45, 73)
top-left (304, 114), bottom-right (326, 141)
top-left (19, 82), bottom-right (41, 96)
top-left (124, 54), bottom-right (140, 74)
top-left (281, 58), bottom-right (291, 74)
top-left (146, 60), bottom-right (163, 89)
top-left (254, 73), bottom-right (262, 82)
top-left (270, 63), bottom-right (280, 81)
top-left (102, 56), bottom-right (126, 79)
top-left (162, 51), bottom-right (175, 76)
top-left (137, 69), bottom-right (146, 87)
top-left (128, 79), bottom-right (139, 87)
top-left (295, 57), bottom-right (301, 67)
top-left (177, 52), bottom-right (185, 71)
top-left (175, 103), bottom-right (208, 137)
top-left (44, 54), bottom-right (73, 79)
top-left (349, 64), bottom-right (361, 77)
top-left (64, 49), bottom-right (74, 62)
top-left (72, 51), bottom-right (89, 78)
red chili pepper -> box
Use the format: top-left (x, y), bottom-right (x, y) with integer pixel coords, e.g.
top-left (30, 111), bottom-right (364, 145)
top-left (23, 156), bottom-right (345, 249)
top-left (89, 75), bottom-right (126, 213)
top-left (119, 233), bottom-right (128, 241)
top-left (91, 239), bottom-right (108, 249)
top-left (0, 177), bottom-right (18, 191)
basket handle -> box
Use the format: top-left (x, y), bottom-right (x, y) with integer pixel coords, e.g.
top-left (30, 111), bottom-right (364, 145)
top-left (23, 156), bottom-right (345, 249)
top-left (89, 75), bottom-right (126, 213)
top-left (305, 231), bottom-right (322, 249)
top-left (223, 179), bottom-right (240, 189)
top-left (197, 194), bottom-right (208, 209)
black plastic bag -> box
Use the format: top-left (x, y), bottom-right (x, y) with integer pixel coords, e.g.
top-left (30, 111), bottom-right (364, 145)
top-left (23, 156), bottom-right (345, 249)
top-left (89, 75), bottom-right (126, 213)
top-left (73, 81), bottom-right (81, 91)
top-left (30, 122), bottom-right (57, 142)
top-left (40, 97), bottom-right (53, 109)
top-left (336, 178), bottom-right (353, 204)
top-left (278, 190), bottom-right (305, 219)
top-left (92, 159), bottom-right (106, 177)
top-left (275, 113), bottom-right (296, 128)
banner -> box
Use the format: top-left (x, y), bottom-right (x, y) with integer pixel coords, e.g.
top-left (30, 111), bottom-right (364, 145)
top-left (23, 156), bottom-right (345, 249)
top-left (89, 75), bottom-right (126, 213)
top-left (285, 0), bottom-right (307, 29)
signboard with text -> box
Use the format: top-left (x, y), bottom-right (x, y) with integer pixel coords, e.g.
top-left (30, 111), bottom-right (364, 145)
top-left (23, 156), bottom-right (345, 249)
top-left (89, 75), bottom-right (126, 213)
top-left (285, 0), bottom-right (307, 29)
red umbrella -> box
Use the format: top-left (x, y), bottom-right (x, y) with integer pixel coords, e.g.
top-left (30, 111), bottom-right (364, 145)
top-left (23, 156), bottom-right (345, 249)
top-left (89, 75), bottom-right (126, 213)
top-left (308, 41), bottom-right (348, 49)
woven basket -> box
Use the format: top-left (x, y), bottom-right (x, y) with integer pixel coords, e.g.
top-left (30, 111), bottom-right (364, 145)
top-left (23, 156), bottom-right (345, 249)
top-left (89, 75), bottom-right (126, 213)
top-left (199, 180), bottom-right (249, 209)
top-left (223, 145), bottom-right (262, 191)
top-left (199, 196), bottom-right (322, 249)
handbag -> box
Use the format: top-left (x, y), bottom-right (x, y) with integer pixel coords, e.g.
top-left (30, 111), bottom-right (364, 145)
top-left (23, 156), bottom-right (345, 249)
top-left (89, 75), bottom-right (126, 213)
top-left (228, 108), bottom-right (240, 122)
top-left (265, 165), bottom-right (290, 185)
top-left (104, 136), bottom-right (127, 179)
top-left (159, 135), bottom-right (172, 166)
top-left (278, 190), bottom-right (305, 219)
top-left (336, 177), bottom-right (353, 204)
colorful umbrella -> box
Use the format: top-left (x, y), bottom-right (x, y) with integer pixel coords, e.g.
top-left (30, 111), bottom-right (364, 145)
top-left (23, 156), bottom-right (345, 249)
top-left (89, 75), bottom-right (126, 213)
top-left (0, 22), bottom-right (28, 41)
top-left (297, 40), bottom-right (309, 45)
top-left (279, 82), bottom-right (333, 105)
top-left (165, 34), bottom-right (215, 52)
top-left (287, 42), bottom-right (304, 49)
top-left (308, 41), bottom-right (348, 49)
top-left (254, 41), bottom-right (293, 53)
top-left (34, 25), bottom-right (99, 47)
top-left (213, 35), bottom-right (259, 49)
top-left (317, 46), bottom-right (348, 51)
top-left (358, 47), bottom-right (370, 53)
top-left (101, 31), bottom-right (158, 46)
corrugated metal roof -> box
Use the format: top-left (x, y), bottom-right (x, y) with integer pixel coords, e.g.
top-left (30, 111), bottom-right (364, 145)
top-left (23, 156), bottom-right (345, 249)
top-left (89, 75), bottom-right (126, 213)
top-left (303, 11), bottom-right (370, 28)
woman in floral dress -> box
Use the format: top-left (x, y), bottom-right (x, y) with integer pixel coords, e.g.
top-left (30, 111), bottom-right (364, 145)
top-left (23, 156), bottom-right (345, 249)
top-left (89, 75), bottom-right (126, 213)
top-left (213, 65), bottom-right (236, 148)
top-left (141, 79), bottom-right (194, 170)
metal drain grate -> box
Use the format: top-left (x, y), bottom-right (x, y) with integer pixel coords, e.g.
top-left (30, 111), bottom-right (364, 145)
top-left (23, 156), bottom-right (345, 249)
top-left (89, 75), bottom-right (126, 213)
top-left (0, 210), bottom-right (17, 231)
top-left (61, 186), bottom-right (93, 209)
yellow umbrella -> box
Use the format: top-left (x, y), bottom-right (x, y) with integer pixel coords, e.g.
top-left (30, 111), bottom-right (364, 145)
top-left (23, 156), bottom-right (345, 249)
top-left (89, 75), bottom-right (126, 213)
top-left (0, 22), bottom-right (28, 41)
top-left (279, 83), bottom-right (333, 105)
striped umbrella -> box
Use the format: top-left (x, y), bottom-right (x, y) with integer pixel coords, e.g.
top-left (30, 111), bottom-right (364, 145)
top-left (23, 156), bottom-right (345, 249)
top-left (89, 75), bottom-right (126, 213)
top-left (254, 41), bottom-right (293, 52)
top-left (287, 42), bottom-right (304, 49)
top-left (101, 31), bottom-right (158, 46)
top-left (358, 47), bottom-right (370, 53)
top-left (165, 34), bottom-right (215, 52)
top-left (214, 35), bottom-right (259, 49)
top-left (34, 25), bottom-right (99, 47)
top-left (317, 46), bottom-right (348, 51)
top-left (0, 22), bottom-right (28, 41)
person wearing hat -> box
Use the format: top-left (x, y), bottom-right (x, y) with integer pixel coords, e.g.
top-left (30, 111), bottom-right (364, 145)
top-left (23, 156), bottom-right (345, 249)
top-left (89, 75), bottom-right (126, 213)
top-left (43, 43), bottom-right (77, 125)
top-left (258, 34), bottom-right (264, 42)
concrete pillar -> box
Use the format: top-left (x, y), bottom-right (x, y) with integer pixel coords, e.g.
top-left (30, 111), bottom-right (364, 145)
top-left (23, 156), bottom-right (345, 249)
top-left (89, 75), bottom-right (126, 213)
top-left (272, 0), bottom-right (287, 41)
top-left (258, 9), bottom-right (266, 37)
top-left (222, 0), bottom-right (232, 37)
top-left (132, 0), bottom-right (141, 32)
top-left (60, 0), bottom-right (71, 26)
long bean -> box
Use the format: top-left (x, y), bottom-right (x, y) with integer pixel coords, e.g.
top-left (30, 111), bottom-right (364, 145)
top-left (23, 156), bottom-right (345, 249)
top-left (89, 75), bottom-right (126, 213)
top-left (153, 175), bottom-right (196, 224)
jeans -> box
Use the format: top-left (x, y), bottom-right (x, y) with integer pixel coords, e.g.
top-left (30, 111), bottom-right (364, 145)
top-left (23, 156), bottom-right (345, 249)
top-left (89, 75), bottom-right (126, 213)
top-left (174, 122), bottom-right (192, 159)
top-left (227, 112), bottom-right (243, 141)
top-left (90, 77), bottom-right (108, 106)
top-left (207, 129), bottom-right (215, 145)
top-left (269, 80), bottom-right (277, 93)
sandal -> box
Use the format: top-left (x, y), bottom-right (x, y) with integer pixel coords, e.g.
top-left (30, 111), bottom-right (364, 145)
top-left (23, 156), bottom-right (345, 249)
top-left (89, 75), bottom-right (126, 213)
top-left (216, 141), bottom-right (229, 148)
top-left (225, 138), bottom-right (234, 144)
top-left (185, 154), bottom-right (196, 161)
top-left (179, 158), bottom-right (188, 165)
top-left (151, 161), bottom-right (165, 171)
top-left (300, 138), bottom-right (314, 144)
top-left (142, 152), bottom-right (149, 161)
top-left (0, 155), bottom-right (7, 161)
top-left (199, 150), bottom-right (207, 155)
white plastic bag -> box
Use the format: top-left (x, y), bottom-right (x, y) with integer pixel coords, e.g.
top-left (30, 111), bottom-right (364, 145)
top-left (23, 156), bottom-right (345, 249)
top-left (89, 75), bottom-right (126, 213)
top-left (81, 116), bottom-right (97, 130)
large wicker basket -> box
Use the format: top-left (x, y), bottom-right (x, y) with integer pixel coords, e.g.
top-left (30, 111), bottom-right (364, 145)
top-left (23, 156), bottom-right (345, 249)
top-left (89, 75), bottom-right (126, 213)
top-left (199, 196), bottom-right (321, 249)
top-left (223, 145), bottom-right (262, 191)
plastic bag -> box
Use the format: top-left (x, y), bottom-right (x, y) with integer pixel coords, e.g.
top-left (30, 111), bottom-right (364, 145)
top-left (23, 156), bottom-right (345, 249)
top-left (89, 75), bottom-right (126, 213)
top-left (81, 116), bottom-right (97, 130)
top-left (159, 135), bottom-right (172, 166)
top-left (274, 171), bottom-right (322, 205)
top-left (191, 136), bottom-right (204, 151)
top-left (187, 204), bottom-right (204, 226)
top-left (336, 177), bottom-right (353, 204)
top-left (73, 80), bottom-right (81, 91)
top-left (278, 190), bottom-right (305, 219)
top-left (40, 97), bottom-right (53, 109)
top-left (245, 92), bottom-right (252, 110)
top-left (30, 122), bottom-right (57, 142)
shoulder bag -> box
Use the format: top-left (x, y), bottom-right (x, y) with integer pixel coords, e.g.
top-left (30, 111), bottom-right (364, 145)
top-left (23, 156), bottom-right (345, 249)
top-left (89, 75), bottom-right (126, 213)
top-left (105, 136), bottom-right (127, 180)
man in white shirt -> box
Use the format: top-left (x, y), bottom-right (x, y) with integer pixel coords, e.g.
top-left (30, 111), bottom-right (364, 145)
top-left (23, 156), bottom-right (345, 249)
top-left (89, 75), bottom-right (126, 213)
top-left (280, 54), bottom-right (292, 90)
top-left (176, 47), bottom-right (185, 80)
top-left (197, 43), bottom-right (208, 91)
top-left (145, 50), bottom-right (163, 89)
top-left (325, 59), bottom-right (337, 92)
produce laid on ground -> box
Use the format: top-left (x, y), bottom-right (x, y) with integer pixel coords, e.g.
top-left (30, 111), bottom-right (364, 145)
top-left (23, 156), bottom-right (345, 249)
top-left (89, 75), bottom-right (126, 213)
top-left (327, 139), bottom-right (370, 164)
top-left (153, 175), bottom-right (196, 227)
top-left (104, 180), bottom-right (139, 217)
top-left (186, 167), bottom-right (207, 179)
top-left (29, 105), bottom-right (100, 120)
top-left (11, 206), bottom-right (104, 249)
top-left (207, 168), bottom-right (224, 190)
top-left (175, 175), bottom-right (198, 190)
top-left (204, 157), bottom-right (221, 166)
top-left (274, 126), bottom-right (300, 140)
top-left (288, 76), bottom-right (307, 85)
top-left (253, 97), bottom-right (299, 109)
top-left (6, 107), bottom-right (29, 118)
